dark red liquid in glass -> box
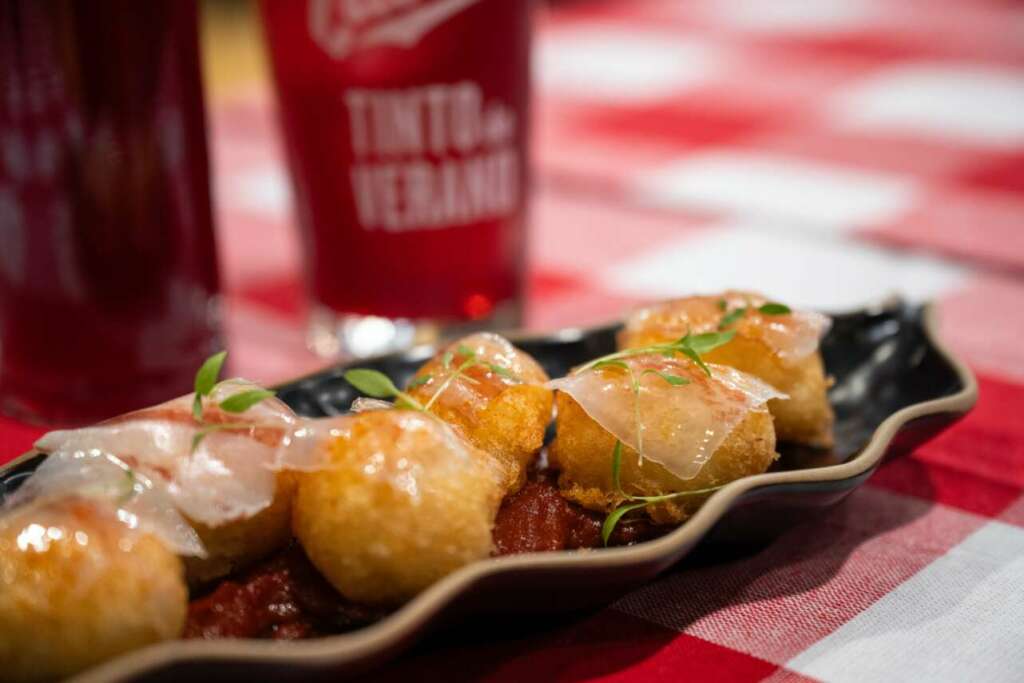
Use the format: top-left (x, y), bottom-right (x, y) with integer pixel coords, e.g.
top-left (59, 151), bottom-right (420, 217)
top-left (260, 0), bottom-right (530, 322)
top-left (0, 1), bottom-right (221, 424)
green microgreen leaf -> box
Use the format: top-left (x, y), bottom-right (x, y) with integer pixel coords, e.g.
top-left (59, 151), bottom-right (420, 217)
top-left (424, 355), bottom-right (475, 410)
top-left (611, 440), bottom-right (624, 494)
top-left (600, 424), bottom-right (728, 546)
top-left (578, 350), bottom-right (638, 373)
top-left (195, 351), bottom-right (227, 398)
top-left (397, 391), bottom-right (428, 412)
top-left (408, 374), bottom-right (432, 389)
top-left (642, 369), bottom-right (689, 386)
top-left (680, 346), bottom-right (711, 377)
top-left (344, 367), bottom-right (427, 413)
top-left (344, 369), bottom-right (401, 399)
top-left (486, 363), bottom-right (517, 380)
top-left (718, 306), bottom-right (747, 330)
top-left (418, 339), bottom-right (522, 412)
top-left (600, 479), bottom-right (726, 546)
top-left (631, 485), bottom-right (725, 503)
top-left (758, 302), bottom-right (791, 315)
top-left (219, 389), bottom-right (276, 414)
top-left (580, 328), bottom-right (737, 382)
top-left (681, 330), bottom-right (736, 355)
top-left (717, 298), bottom-right (728, 311)
top-left (193, 351), bottom-right (227, 420)
top-left (593, 359), bottom-right (630, 372)
top-left (602, 502), bottom-right (647, 546)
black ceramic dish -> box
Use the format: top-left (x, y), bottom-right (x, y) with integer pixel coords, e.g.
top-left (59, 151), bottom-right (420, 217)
top-left (0, 300), bottom-right (977, 683)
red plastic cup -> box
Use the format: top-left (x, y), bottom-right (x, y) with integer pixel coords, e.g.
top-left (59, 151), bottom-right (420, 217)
top-left (260, 0), bottom-right (532, 357)
top-left (0, 1), bottom-right (222, 425)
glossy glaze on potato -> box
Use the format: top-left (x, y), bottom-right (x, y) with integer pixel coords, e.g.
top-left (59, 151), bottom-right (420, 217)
top-left (550, 392), bottom-right (777, 524)
top-left (292, 410), bottom-right (505, 605)
top-left (619, 291), bottom-right (834, 447)
top-left (549, 355), bottom-right (780, 524)
top-left (405, 333), bottom-right (553, 493)
top-left (0, 500), bottom-right (188, 683)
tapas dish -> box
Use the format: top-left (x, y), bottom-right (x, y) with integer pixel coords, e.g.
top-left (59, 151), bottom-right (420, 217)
top-left (0, 295), bottom-right (976, 682)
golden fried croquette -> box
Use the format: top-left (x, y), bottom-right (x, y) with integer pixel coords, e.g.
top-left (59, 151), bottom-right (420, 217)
top-left (550, 392), bottom-right (776, 524)
top-left (548, 356), bottom-right (779, 524)
top-left (183, 473), bottom-right (296, 587)
top-left (706, 337), bottom-right (832, 448)
top-left (619, 291), bottom-right (834, 447)
top-left (293, 410), bottom-right (505, 605)
top-left (405, 333), bottom-right (553, 492)
top-left (0, 499), bottom-right (187, 682)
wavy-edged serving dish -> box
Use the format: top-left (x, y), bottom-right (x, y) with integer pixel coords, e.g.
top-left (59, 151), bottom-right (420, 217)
top-left (0, 300), bottom-right (977, 682)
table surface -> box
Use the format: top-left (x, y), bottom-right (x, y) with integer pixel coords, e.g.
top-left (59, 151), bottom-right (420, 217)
top-left (3, 0), bottom-right (1024, 680)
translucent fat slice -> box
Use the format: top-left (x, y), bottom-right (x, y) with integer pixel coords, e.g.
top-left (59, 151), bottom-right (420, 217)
top-left (623, 291), bottom-right (831, 361)
top-left (406, 332), bottom-right (550, 427)
top-left (549, 356), bottom-right (786, 480)
top-left (350, 397), bottom-right (396, 413)
top-left (35, 379), bottom-right (297, 528)
top-left (270, 415), bottom-right (356, 472)
top-left (2, 449), bottom-right (204, 557)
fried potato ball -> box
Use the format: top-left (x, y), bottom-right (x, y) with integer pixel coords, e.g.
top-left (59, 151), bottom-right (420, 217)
top-left (549, 392), bottom-right (777, 525)
top-left (405, 333), bottom-right (553, 493)
top-left (0, 499), bottom-right (187, 682)
top-left (619, 291), bottom-right (834, 447)
top-left (705, 337), bottom-right (832, 448)
top-left (293, 410), bottom-right (504, 605)
top-left (183, 473), bottom-right (296, 587)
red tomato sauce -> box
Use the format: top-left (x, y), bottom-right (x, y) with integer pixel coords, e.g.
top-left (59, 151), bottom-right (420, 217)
top-left (492, 470), bottom-right (664, 554)
top-left (184, 471), bottom-right (664, 640)
top-left (184, 545), bottom-right (388, 640)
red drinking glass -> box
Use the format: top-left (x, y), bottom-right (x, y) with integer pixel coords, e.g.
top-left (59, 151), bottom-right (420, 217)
top-left (260, 0), bottom-right (531, 357)
top-left (0, 0), bottom-right (222, 425)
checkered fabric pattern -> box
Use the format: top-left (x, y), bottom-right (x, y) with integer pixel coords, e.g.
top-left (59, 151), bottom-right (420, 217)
top-left (2, 0), bottom-right (1023, 680)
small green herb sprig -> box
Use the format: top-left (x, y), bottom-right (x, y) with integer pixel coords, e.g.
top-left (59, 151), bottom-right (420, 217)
top-left (581, 329), bottom-right (736, 378)
top-left (342, 368), bottom-right (427, 411)
top-left (601, 440), bottom-right (725, 545)
top-left (582, 330), bottom-right (738, 545)
top-left (190, 351), bottom-right (276, 452)
top-left (588, 358), bottom-right (690, 459)
top-left (343, 344), bottom-right (520, 414)
top-left (716, 299), bottom-right (792, 331)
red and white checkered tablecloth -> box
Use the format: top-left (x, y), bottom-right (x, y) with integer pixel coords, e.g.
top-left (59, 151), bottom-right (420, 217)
top-left (3, 0), bottom-right (1023, 680)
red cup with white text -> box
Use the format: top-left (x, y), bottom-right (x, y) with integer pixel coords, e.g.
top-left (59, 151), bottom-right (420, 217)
top-left (260, 0), bottom-right (532, 357)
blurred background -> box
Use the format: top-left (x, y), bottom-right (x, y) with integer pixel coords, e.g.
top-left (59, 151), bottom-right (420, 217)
top-left (196, 0), bottom-right (1023, 383)
top-left (2, 0), bottom-right (1022, 421)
